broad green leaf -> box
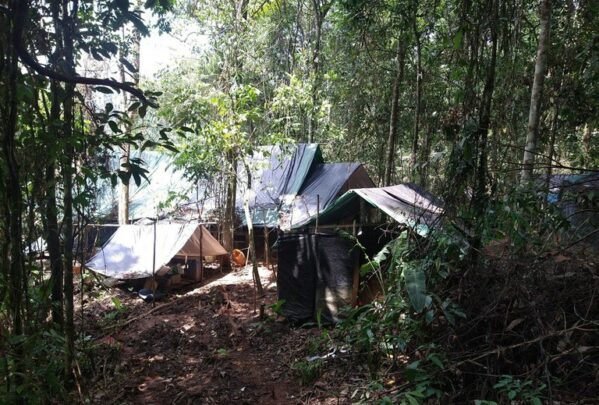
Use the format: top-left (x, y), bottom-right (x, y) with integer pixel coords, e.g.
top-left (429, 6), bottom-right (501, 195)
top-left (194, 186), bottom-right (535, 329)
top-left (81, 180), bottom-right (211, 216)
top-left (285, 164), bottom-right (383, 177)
top-left (94, 86), bottom-right (114, 94)
top-left (108, 120), bottom-right (119, 133)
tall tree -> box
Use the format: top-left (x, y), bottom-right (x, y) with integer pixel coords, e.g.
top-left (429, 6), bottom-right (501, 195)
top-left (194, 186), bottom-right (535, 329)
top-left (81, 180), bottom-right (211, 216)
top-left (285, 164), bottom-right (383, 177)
top-left (520, 0), bottom-right (551, 184)
top-left (118, 6), bottom-right (143, 225)
top-left (410, 0), bottom-right (423, 180)
top-left (384, 40), bottom-right (406, 186)
top-left (308, 0), bottom-right (332, 142)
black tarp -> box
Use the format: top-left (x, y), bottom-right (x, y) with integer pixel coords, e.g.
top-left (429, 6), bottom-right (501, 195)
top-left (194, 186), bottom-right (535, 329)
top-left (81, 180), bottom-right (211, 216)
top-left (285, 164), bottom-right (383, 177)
top-left (277, 232), bottom-right (359, 324)
top-left (277, 233), bottom-right (316, 322)
top-left (313, 234), bottom-right (359, 323)
top-left (236, 144), bottom-right (324, 226)
top-left (296, 183), bottom-right (444, 235)
top-left (282, 163), bottom-right (375, 228)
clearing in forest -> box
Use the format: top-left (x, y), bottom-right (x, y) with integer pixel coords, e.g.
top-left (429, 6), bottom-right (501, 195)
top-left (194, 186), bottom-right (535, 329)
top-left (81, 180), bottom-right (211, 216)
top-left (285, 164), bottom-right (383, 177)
top-left (79, 265), bottom-right (344, 404)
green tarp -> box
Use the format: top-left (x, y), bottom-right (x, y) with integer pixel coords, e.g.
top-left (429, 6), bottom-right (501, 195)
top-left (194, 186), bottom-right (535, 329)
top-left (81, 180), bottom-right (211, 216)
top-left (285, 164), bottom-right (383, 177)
top-left (295, 183), bottom-right (444, 235)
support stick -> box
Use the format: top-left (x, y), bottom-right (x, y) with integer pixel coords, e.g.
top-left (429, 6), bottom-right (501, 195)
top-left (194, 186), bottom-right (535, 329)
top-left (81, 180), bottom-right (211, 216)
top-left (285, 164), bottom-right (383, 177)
top-left (199, 225), bottom-right (204, 283)
top-left (316, 194), bottom-right (320, 233)
top-left (152, 219), bottom-right (157, 308)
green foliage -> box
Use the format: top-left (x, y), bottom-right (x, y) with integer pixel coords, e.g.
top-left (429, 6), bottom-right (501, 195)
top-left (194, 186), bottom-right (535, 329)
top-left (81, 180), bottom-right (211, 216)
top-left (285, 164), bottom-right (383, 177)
top-left (104, 297), bottom-right (128, 321)
top-left (269, 299), bottom-right (285, 317)
top-left (403, 262), bottom-right (428, 313)
top-left (493, 375), bottom-right (546, 404)
top-left (336, 226), bottom-right (469, 399)
top-left (291, 359), bottom-right (323, 385)
top-left (0, 328), bottom-right (68, 404)
top-left (480, 185), bottom-right (570, 254)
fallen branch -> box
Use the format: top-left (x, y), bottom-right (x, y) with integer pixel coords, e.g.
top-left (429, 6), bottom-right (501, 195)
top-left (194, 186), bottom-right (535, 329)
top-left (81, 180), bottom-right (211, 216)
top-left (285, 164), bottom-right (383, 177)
top-left (450, 323), bottom-right (594, 370)
top-left (101, 300), bottom-right (175, 334)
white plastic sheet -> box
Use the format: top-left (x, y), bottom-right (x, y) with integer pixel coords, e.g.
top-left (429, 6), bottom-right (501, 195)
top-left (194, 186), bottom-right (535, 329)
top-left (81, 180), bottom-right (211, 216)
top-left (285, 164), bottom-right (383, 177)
top-left (86, 223), bottom-right (227, 279)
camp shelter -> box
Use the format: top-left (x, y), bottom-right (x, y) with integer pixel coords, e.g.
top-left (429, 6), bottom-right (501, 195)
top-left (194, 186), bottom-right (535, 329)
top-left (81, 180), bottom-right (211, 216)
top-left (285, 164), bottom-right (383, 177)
top-left (277, 183), bottom-right (444, 324)
top-left (280, 163), bottom-right (375, 229)
top-left (556, 173), bottom-right (599, 241)
top-left (277, 232), bottom-right (360, 324)
top-left (86, 223), bottom-right (227, 279)
top-left (94, 151), bottom-right (208, 221)
top-left (237, 143), bottom-right (324, 227)
top-left (294, 183), bottom-right (444, 235)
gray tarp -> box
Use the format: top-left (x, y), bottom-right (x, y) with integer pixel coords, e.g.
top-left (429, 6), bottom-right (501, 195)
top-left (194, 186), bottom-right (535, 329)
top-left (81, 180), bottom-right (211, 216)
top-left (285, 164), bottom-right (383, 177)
top-left (86, 223), bottom-right (227, 279)
top-left (296, 183), bottom-right (444, 235)
top-left (281, 163), bottom-right (375, 229)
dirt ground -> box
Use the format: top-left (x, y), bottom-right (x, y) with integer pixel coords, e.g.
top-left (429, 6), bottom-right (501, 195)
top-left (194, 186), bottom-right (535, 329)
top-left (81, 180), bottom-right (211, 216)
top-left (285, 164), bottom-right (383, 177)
top-left (76, 265), bottom-right (347, 405)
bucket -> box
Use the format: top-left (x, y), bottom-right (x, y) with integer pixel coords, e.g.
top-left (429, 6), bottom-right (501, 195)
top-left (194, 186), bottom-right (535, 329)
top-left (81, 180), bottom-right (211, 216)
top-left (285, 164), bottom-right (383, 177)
top-left (231, 249), bottom-right (246, 267)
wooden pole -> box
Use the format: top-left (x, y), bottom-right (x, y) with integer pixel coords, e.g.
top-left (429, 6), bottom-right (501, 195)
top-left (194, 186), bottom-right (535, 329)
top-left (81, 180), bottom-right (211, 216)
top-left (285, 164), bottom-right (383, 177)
top-left (199, 225), bottom-right (204, 283)
top-left (315, 194), bottom-right (320, 234)
top-left (152, 219), bottom-right (156, 307)
top-left (263, 226), bottom-right (269, 266)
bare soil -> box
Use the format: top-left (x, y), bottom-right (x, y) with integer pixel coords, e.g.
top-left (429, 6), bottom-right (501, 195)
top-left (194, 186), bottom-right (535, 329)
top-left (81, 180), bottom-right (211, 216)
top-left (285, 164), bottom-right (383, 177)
top-left (77, 265), bottom-right (343, 404)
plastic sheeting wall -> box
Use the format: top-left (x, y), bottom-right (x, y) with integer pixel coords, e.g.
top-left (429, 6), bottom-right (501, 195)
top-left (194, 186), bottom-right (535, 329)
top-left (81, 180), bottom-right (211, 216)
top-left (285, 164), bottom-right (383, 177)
top-left (277, 234), bottom-right (316, 322)
top-left (277, 233), bottom-right (358, 324)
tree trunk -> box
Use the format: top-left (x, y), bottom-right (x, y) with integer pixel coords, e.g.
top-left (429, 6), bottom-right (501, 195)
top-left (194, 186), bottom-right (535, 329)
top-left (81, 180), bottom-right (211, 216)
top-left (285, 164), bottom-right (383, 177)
top-left (462, 0), bottom-right (480, 122)
top-left (61, 1), bottom-right (77, 376)
top-left (410, 10), bottom-right (423, 181)
top-left (308, 0), bottom-right (332, 143)
top-left (474, 0), bottom-right (498, 210)
top-left (118, 5), bottom-right (142, 224)
top-left (471, 0), bottom-right (499, 260)
top-left (545, 105), bottom-right (559, 193)
top-left (222, 149), bottom-right (237, 251)
top-left (46, 87), bottom-right (64, 328)
top-left (118, 144), bottom-right (131, 224)
top-left (263, 225), bottom-right (270, 267)
top-left (520, 0), bottom-right (551, 184)
top-left (1, 1), bottom-right (26, 397)
top-left (242, 162), bottom-right (263, 296)
top-left (45, 0), bottom-right (65, 330)
top-left (421, 121), bottom-right (433, 189)
top-left (384, 40), bottom-right (406, 186)
top-left (581, 124), bottom-right (591, 168)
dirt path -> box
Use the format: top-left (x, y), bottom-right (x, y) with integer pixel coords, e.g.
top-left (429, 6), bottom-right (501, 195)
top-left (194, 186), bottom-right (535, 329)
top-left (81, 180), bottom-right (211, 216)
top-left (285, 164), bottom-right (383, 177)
top-left (81, 266), bottom-right (325, 404)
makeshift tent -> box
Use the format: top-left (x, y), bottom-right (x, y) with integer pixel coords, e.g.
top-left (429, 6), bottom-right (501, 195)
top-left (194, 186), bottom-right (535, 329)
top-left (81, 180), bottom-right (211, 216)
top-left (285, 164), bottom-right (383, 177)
top-left (237, 143), bottom-right (324, 226)
top-left (297, 183), bottom-right (444, 235)
top-left (94, 151), bottom-right (206, 221)
top-left (277, 232), bottom-right (359, 323)
top-left (26, 237), bottom-right (47, 255)
top-left (280, 163), bottom-right (375, 229)
top-left (557, 173), bottom-right (599, 240)
top-left (86, 223), bottom-right (227, 279)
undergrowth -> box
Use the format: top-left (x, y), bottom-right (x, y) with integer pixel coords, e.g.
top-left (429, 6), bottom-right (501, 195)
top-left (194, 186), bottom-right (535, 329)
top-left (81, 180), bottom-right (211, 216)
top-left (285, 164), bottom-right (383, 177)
top-left (303, 187), bottom-right (599, 403)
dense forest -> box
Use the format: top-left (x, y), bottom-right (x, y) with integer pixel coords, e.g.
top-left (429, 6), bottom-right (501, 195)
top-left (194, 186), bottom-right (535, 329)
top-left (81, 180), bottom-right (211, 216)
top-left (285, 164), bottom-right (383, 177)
top-left (0, 0), bottom-right (598, 403)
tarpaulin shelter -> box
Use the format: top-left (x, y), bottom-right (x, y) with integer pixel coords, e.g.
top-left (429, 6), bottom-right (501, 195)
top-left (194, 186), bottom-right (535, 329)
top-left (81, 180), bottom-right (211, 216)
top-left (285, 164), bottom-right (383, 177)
top-left (94, 151), bottom-right (196, 221)
top-left (296, 183), bottom-right (444, 235)
top-left (86, 223), bottom-right (227, 279)
top-left (277, 232), bottom-right (359, 323)
top-left (281, 163), bottom-right (375, 229)
top-left (237, 143), bottom-right (324, 227)
top-left (555, 173), bottom-right (599, 242)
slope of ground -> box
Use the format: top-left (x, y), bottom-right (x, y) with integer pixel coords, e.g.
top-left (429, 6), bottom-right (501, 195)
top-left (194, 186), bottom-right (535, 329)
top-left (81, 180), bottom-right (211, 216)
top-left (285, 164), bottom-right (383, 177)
top-left (76, 265), bottom-right (346, 404)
